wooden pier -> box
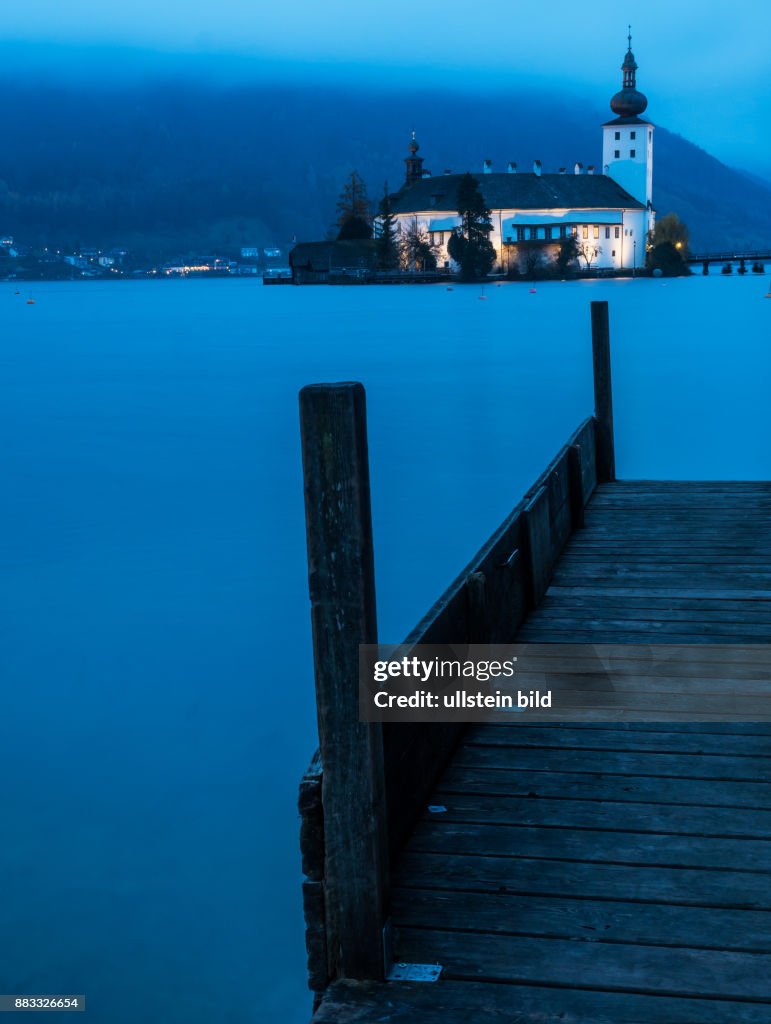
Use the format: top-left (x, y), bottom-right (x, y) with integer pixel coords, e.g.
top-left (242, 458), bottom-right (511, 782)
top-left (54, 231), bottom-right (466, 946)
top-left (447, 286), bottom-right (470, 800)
top-left (297, 301), bottom-right (771, 1022)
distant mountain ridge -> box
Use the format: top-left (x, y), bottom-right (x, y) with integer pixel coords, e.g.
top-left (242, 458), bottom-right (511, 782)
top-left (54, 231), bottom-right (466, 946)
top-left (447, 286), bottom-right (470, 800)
top-left (0, 77), bottom-right (769, 256)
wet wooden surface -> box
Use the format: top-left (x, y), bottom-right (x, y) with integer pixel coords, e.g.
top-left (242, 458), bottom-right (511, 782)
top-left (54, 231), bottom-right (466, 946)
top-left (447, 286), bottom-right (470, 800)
top-left (312, 482), bottom-right (771, 1021)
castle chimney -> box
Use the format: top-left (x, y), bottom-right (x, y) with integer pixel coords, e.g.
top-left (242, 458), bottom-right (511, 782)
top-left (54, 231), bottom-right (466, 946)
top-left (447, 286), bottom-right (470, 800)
top-left (507, 161), bottom-right (517, 174)
top-left (587, 165), bottom-right (595, 175)
top-left (574, 162), bottom-right (583, 175)
top-left (533, 160), bottom-right (542, 176)
top-left (483, 159), bottom-right (492, 174)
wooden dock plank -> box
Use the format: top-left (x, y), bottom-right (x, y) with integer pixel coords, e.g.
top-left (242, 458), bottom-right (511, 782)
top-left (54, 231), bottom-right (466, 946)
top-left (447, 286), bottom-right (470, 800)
top-left (434, 790), bottom-right (771, 836)
top-left (393, 850), bottom-right (771, 909)
top-left (439, 764), bottom-right (771, 808)
top-left (464, 724), bottom-right (771, 754)
top-left (395, 928), bottom-right (771, 1002)
top-left (312, 978), bottom-right (771, 1024)
top-left (454, 744), bottom-right (771, 781)
top-left (391, 888), bottom-right (771, 953)
top-left (408, 819), bottom-right (771, 866)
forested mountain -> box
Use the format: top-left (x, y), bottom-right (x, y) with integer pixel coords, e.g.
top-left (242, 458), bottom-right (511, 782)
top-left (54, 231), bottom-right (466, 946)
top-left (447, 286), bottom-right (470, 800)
top-left (1, 76), bottom-right (769, 256)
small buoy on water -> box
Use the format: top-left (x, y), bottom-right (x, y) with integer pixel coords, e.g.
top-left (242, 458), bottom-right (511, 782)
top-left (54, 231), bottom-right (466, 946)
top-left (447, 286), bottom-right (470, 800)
top-left (529, 288), bottom-right (537, 294)
top-left (479, 295), bottom-right (487, 301)
top-left (446, 286), bottom-right (454, 291)
top-left (26, 299), bottom-right (35, 305)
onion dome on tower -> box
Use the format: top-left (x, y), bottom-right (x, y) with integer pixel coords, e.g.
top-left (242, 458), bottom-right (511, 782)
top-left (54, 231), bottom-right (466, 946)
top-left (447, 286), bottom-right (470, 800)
top-left (404, 131), bottom-right (425, 186)
top-left (610, 28), bottom-right (648, 118)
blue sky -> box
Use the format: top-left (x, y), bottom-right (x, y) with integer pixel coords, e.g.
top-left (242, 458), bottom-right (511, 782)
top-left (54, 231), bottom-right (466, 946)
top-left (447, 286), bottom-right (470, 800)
top-left (4, 0), bottom-right (771, 175)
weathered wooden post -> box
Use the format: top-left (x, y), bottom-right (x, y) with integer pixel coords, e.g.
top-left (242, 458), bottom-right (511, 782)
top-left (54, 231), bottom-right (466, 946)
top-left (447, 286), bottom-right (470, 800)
top-left (299, 382), bottom-right (388, 983)
top-left (591, 300), bottom-right (616, 482)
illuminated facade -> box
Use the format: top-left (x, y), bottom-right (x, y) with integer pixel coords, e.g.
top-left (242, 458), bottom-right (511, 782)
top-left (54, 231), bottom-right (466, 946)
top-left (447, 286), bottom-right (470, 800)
top-left (388, 35), bottom-right (655, 274)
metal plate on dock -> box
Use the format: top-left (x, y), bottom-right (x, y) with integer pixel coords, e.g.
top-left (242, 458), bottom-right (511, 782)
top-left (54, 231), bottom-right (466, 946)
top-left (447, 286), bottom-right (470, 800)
top-left (387, 962), bottom-right (442, 982)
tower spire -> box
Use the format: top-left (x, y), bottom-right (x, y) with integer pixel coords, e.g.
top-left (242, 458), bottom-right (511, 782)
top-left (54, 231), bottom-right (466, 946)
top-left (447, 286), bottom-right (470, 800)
top-left (404, 130), bottom-right (425, 186)
top-left (610, 29), bottom-right (647, 116)
top-left (622, 28), bottom-right (638, 90)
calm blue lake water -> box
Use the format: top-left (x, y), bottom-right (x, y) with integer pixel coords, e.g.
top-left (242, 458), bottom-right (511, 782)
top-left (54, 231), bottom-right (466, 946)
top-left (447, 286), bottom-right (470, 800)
top-left (1, 274), bottom-right (769, 1023)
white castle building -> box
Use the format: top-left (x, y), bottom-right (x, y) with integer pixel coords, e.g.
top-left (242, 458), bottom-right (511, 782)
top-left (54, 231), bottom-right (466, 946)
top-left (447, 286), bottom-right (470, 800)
top-left (389, 33), bottom-right (655, 273)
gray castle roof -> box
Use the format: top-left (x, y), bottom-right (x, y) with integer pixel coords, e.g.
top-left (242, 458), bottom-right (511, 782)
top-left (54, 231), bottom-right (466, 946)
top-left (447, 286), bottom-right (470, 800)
top-left (604, 115), bottom-right (651, 126)
top-left (390, 172), bottom-right (644, 214)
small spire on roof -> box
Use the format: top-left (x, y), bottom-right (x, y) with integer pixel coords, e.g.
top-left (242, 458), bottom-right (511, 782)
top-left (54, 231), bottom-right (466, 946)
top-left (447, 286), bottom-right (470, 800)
top-left (404, 130), bottom-right (424, 185)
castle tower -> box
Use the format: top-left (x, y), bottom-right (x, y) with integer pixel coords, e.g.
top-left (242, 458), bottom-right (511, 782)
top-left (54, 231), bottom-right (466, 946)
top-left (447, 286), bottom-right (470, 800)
top-left (602, 29), bottom-right (654, 213)
top-left (404, 131), bottom-right (424, 187)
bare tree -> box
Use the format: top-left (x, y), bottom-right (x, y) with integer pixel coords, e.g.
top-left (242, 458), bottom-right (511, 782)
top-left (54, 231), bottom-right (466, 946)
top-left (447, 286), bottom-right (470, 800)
top-left (577, 242), bottom-right (602, 269)
top-left (399, 223), bottom-right (438, 271)
top-left (520, 246), bottom-right (545, 279)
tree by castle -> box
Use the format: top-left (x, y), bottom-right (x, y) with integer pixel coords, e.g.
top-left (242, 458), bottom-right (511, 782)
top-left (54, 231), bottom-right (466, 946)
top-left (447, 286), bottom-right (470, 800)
top-left (447, 174), bottom-right (495, 281)
top-left (336, 172), bottom-right (372, 240)
top-left (374, 184), bottom-right (400, 270)
top-left (647, 212), bottom-right (690, 276)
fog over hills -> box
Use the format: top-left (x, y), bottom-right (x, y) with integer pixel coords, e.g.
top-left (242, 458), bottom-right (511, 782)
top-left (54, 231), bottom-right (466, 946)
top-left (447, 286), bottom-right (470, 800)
top-left (1, 77), bottom-right (769, 257)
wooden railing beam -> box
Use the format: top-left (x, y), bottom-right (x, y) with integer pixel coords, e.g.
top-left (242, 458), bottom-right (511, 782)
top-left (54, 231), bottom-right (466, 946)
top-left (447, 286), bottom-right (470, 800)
top-left (568, 443), bottom-right (586, 530)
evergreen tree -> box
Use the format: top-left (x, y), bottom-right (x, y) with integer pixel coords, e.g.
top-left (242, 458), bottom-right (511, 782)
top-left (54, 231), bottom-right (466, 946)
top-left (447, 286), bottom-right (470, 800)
top-left (336, 171), bottom-right (372, 239)
top-left (447, 173), bottom-right (495, 281)
top-left (375, 183), bottom-right (400, 270)
top-left (554, 234), bottom-right (579, 276)
top-left (337, 216), bottom-right (372, 240)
